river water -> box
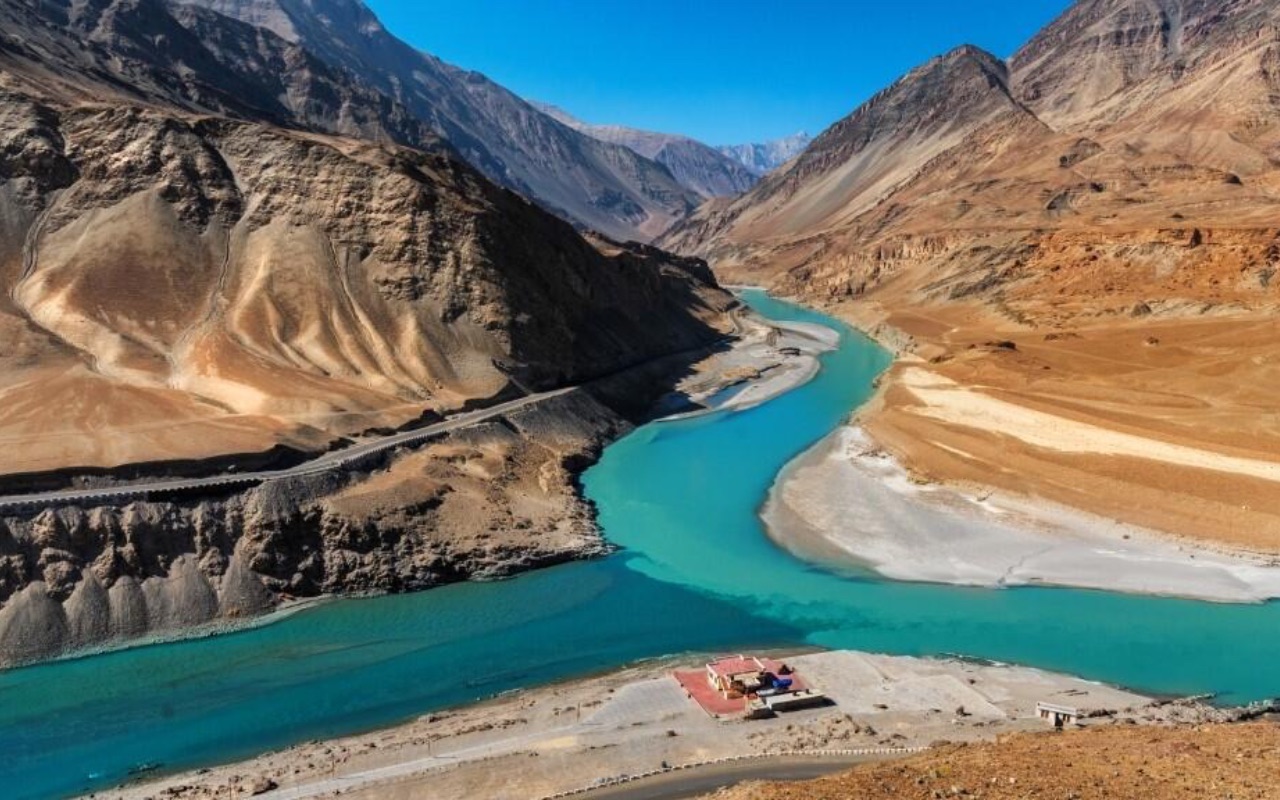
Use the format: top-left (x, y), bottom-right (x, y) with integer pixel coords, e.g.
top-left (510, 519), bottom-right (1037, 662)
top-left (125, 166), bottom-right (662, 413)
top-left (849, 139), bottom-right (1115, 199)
top-left (2, 290), bottom-right (1278, 799)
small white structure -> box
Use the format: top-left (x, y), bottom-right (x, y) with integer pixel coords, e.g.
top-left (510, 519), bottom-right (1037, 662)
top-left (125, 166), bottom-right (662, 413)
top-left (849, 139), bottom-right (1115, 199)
top-left (765, 688), bottom-right (827, 712)
top-left (1036, 701), bottom-right (1080, 728)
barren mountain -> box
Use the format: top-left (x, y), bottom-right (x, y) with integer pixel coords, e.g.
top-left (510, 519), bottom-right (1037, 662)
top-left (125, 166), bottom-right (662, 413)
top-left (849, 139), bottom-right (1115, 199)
top-left (662, 0), bottom-right (1280, 549)
top-left (0, 0), bottom-right (734, 661)
top-left (1010, 0), bottom-right (1280, 128)
top-left (662, 45), bottom-right (1046, 257)
top-left (536, 103), bottom-right (759, 199)
top-left (181, 0), bottom-right (702, 242)
top-left (716, 131), bottom-right (811, 175)
top-left (0, 0), bottom-right (443, 146)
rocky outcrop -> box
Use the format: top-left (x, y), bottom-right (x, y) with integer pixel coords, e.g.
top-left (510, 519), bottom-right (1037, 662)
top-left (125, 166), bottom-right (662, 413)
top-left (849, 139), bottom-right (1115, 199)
top-left (0, 389), bottom-right (640, 665)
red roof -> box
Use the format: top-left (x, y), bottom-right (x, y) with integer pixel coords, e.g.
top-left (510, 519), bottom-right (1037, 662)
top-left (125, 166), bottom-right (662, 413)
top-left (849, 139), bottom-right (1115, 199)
top-left (707, 655), bottom-right (789, 678)
top-left (707, 656), bottom-right (762, 678)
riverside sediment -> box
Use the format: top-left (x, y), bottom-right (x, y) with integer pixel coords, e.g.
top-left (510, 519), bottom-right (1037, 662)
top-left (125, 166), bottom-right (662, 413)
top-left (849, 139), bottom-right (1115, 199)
top-left (763, 425), bottom-right (1280, 603)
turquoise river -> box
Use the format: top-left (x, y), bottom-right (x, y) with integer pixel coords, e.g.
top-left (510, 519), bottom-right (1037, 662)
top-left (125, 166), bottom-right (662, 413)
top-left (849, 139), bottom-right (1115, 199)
top-left (2, 291), bottom-right (1279, 800)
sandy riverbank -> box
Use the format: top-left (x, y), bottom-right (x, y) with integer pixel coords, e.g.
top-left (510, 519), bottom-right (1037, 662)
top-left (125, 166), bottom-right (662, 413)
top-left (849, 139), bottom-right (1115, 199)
top-left (661, 311), bottom-right (839, 420)
top-left (764, 425), bottom-right (1280, 603)
top-left (99, 649), bottom-right (1159, 800)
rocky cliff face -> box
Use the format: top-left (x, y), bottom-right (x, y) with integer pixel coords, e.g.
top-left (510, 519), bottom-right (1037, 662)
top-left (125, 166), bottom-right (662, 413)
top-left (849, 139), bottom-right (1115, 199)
top-left (0, 389), bottom-right (632, 665)
top-left (180, 0), bottom-right (703, 242)
top-left (0, 0), bottom-right (734, 663)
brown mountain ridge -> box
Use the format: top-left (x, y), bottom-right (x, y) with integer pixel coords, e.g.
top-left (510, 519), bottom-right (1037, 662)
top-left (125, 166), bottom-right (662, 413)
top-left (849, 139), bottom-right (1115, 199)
top-left (185, 0), bottom-right (705, 242)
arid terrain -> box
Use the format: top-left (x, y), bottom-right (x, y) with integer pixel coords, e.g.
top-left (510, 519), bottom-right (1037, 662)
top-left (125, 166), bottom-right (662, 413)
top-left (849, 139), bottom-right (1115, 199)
top-left (0, 0), bottom-right (748, 662)
top-left (663, 0), bottom-right (1280, 555)
top-left (706, 721), bottom-right (1280, 800)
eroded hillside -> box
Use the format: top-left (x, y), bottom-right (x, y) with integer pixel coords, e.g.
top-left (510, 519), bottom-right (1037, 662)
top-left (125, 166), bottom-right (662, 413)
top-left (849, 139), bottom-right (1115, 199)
top-left (0, 94), bottom-right (728, 474)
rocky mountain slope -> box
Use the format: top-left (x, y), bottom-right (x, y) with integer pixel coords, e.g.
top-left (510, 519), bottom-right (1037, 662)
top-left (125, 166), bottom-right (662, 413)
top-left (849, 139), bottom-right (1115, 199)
top-left (0, 0), bottom-right (443, 146)
top-left (0, 0), bottom-right (734, 662)
top-left (716, 132), bottom-right (811, 175)
top-left (663, 45), bottom-right (1046, 259)
top-left (536, 103), bottom-right (759, 199)
top-left (181, 0), bottom-right (702, 242)
top-left (661, 0), bottom-right (1280, 549)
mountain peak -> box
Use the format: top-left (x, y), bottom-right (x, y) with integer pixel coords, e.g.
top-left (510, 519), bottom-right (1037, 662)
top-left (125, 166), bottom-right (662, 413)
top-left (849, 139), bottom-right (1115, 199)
top-left (716, 133), bottom-right (812, 175)
top-left (902, 43), bottom-right (1009, 94)
top-left (943, 43), bottom-right (1005, 66)
top-left (793, 42), bottom-right (1015, 176)
top-left (660, 43), bottom-right (1032, 257)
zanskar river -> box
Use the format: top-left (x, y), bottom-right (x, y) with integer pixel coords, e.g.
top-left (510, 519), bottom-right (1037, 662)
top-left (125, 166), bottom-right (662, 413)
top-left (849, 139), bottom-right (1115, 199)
top-left (4, 290), bottom-right (1279, 800)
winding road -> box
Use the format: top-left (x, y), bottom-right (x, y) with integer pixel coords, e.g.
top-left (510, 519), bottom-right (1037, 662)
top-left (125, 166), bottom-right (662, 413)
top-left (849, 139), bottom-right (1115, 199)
top-left (0, 386), bottom-right (576, 511)
top-left (0, 304), bottom-right (753, 513)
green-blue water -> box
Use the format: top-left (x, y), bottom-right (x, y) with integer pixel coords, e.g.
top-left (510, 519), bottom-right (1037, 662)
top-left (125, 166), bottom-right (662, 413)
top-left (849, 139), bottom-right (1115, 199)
top-left (3, 290), bottom-right (1278, 800)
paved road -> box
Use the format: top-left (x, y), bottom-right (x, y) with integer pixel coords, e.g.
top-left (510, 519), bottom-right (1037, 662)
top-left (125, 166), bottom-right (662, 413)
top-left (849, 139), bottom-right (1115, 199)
top-left (0, 386), bottom-right (576, 510)
top-left (571, 754), bottom-right (882, 800)
top-left (262, 751), bottom-right (883, 800)
top-left (260, 720), bottom-right (584, 800)
top-left (0, 311), bottom-right (746, 513)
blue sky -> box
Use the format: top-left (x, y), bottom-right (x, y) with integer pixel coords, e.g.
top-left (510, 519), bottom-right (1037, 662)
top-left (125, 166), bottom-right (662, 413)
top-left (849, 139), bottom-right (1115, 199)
top-left (364, 0), bottom-right (1072, 146)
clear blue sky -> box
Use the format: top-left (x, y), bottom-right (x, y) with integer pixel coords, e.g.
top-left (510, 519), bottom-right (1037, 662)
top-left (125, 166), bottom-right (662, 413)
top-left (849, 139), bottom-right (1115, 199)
top-left (364, 0), bottom-right (1072, 146)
